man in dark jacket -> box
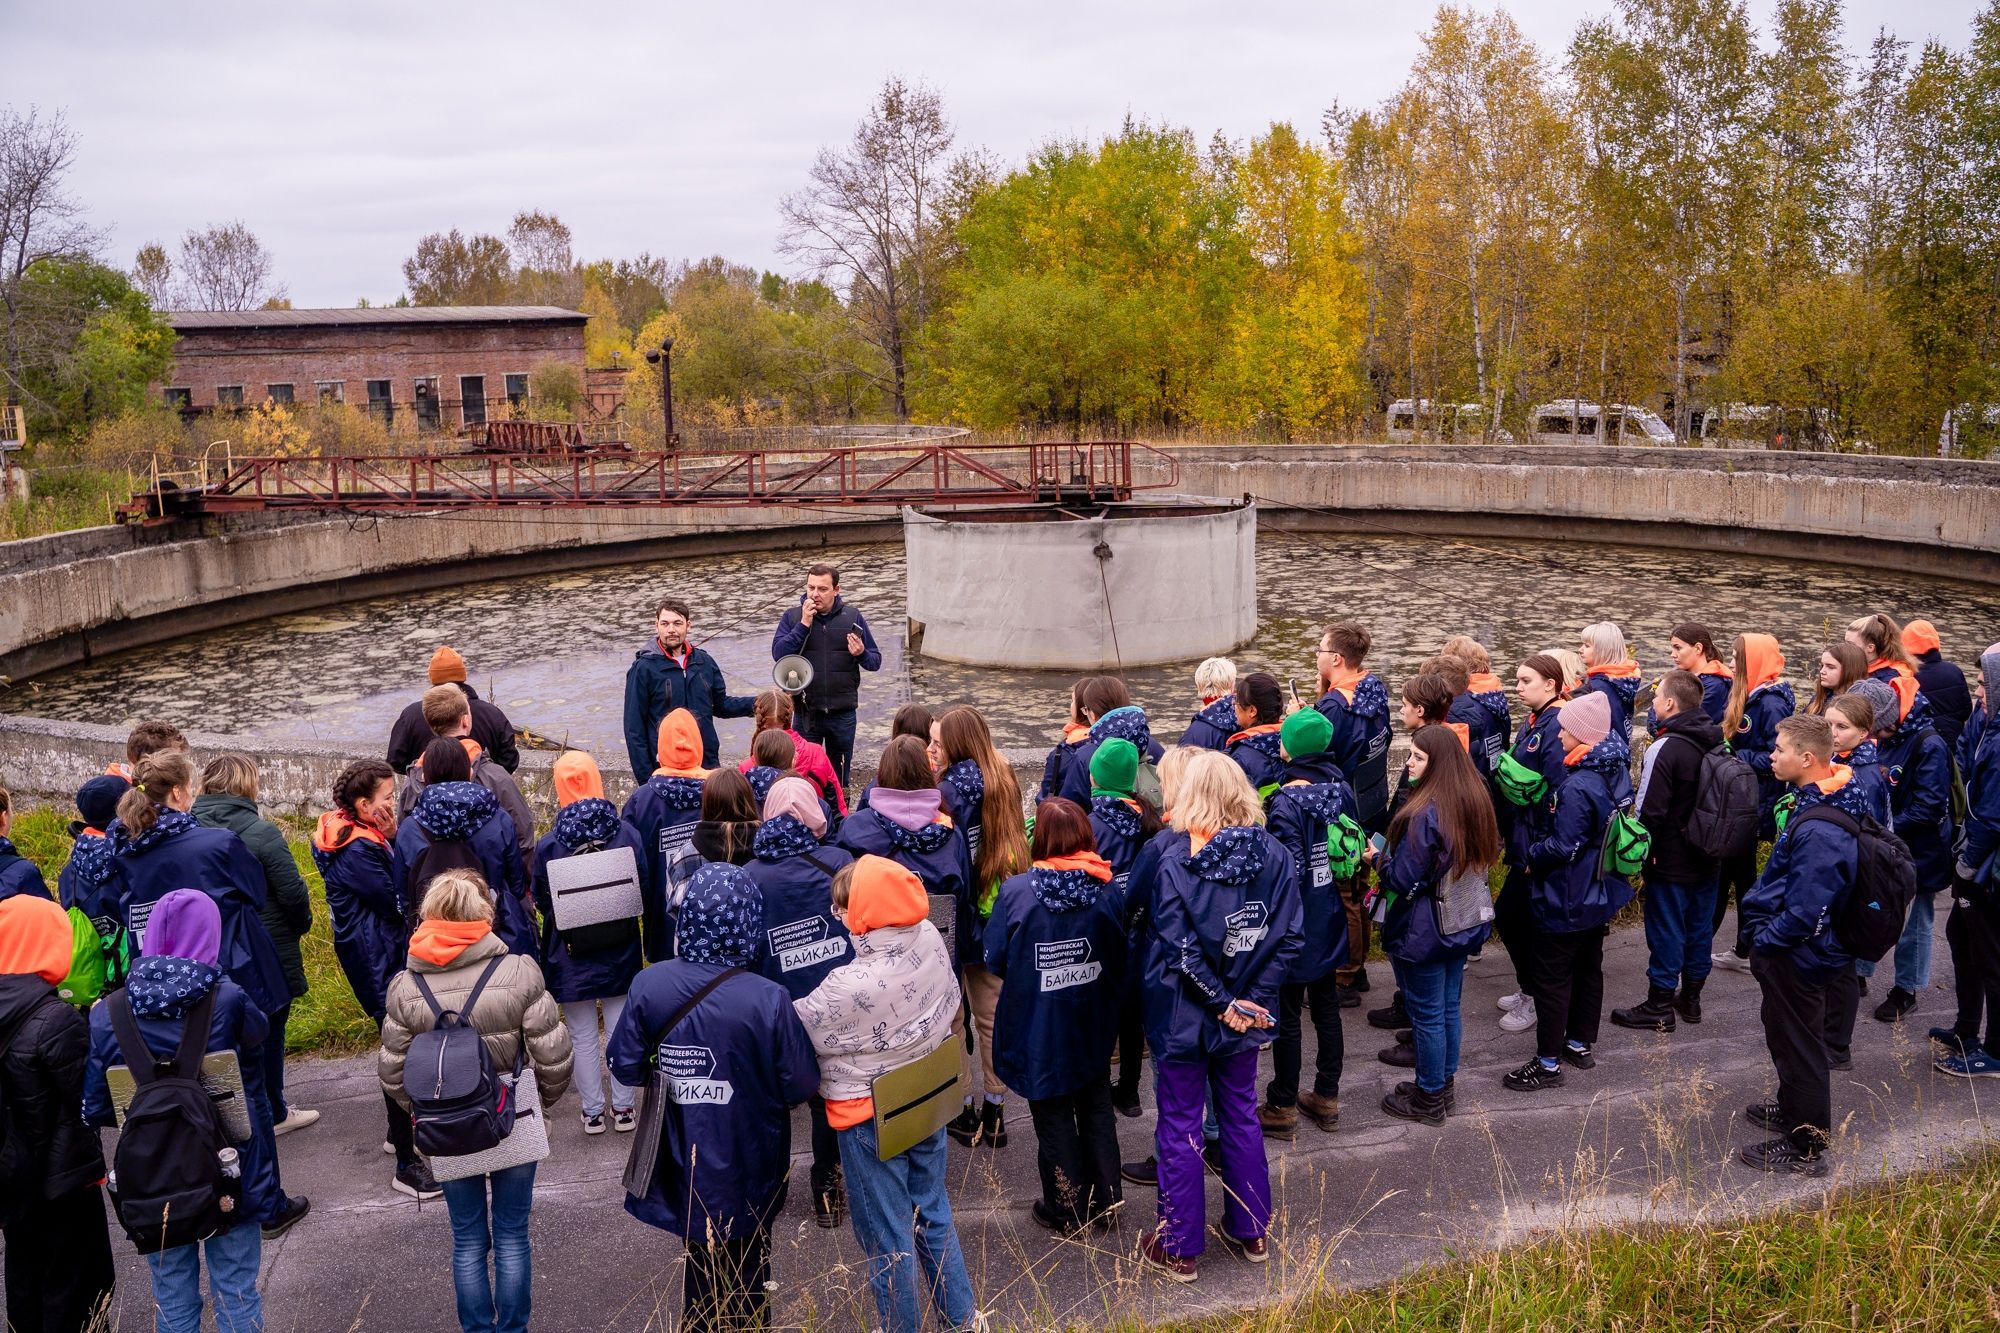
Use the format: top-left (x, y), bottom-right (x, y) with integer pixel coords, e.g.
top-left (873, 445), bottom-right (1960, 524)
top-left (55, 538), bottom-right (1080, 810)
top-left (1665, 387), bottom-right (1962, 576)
top-left (386, 646), bottom-right (519, 774)
top-left (397, 686), bottom-right (539, 870)
top-left (1738, 714), bottom-right (1867, 1177)
top-left (627, 597), bottom-right (755, 780)
top-left (0, 894), bottom-right (115, 1333)
top-left (770, 564), bottom-right (881, 787)
top-left (1613, 671), bottom-right (1723, 1033)
top-left (1905, 619), bottom-right (1971, 751)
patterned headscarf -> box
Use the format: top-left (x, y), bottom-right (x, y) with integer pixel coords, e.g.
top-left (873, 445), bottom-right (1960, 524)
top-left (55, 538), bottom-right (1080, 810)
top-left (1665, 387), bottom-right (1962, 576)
top-left (678, 863), bottom-right (763, 967)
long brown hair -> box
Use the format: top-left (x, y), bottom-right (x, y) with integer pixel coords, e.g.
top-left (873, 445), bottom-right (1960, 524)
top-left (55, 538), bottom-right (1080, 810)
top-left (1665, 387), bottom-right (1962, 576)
top-left (116, 750), bottom-right (196, 839)
top-left (699, 769), bottom-right (761, 861)
top-left (1808, 641), bottom-right (1868, 715)
top-left (876, 735), bottom-right (936, 791)
top-left (937, 705), bottom-right (1028, 888)
top-left (1387, 724), bottom-right (1500, 878)
top-left (1723, 635), bottom-right (1752, 739)
top-left (1848, 613), bottom-right (1914, 670)
top-left (752, 689), bottom-right (794, 734)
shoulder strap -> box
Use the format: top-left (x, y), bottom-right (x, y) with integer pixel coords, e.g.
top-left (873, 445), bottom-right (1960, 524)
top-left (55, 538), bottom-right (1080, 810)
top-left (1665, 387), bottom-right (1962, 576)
top-left (801, 851), bottom-right (841, 878)
top-left (1792, 803), bottom-right (1859, 835)
top-left (170, 989), bottom-right (218, 1079)
top-left (410, 971), bottom-right (445, 1022)
top-left (459, 954), bottom-right (507, 1018)
top-left (655, 966), bottom-right (746, 1047)
top-left (107, 991), bottom-right (155, 1085)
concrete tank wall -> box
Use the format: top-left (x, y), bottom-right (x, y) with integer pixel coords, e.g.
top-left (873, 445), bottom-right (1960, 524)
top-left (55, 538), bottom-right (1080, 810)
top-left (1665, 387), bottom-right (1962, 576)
top-left (902, 501), bottom-right (1257, 670)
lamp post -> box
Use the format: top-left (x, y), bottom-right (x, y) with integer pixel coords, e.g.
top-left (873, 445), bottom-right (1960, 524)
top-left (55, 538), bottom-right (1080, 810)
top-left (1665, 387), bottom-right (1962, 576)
top-left (643, 338), bottom-right (678, 451)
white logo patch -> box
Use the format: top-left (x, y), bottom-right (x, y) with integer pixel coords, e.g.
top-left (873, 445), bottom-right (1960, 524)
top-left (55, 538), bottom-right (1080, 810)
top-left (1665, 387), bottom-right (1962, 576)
top-left (660, 1044), bottom-right (734, 1105)
top-left (1224, 901), bottom-right (1269, 956)
top-left (769, 916), bottom-right (850, 973)
top-left (1035, 938), bottom-right (1101, 992)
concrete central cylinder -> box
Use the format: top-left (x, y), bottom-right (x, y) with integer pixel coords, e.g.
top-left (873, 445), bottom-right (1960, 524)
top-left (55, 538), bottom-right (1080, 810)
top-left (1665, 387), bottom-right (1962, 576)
top-left (902, 499), bottom-right (1257, 670)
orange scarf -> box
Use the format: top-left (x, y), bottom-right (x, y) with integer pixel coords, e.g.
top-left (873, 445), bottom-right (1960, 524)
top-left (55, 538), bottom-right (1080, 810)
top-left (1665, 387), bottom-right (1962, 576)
top-left (1187, 825), bottom-right (1219, 855)
top-left (313, 810), bottom-right (387, 854)
top-left (1321, 667), bottom-right (1367, 704)
top-left (1701, 661), bottom-right (1734, 680)
top-left (1563, 741), bottom-right (1593, 767)
top-left (408, 918), bottom-right (492, 967)
top-left (1227, 722), bottom-right (1282, 746)
top-left (1467, 672), bottom-right (1505, 695)
top-left (1061, 721), bottom-right (1090, 745)
top-left (1812, 764), bottom-right (1854, 796)
top-left (1035, 850), bottom-right (1114, 882)
top-left (1587, 660), bottom-right (1641, 680)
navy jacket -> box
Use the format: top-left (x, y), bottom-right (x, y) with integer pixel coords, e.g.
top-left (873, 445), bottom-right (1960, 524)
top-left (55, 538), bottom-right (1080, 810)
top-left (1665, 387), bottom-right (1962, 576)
top-left (84, 963), bottom-right (282, 1226)
top-left (1038, 726), bottom-right (1091, 802)
top-left (1584, 669), bottom-right (1642, 741)
top-left (309, 822), bottom-right (406, 1023)
top-left (0, 839), bottom-right (49, 901)
top-left (984, 865), bottom-right (1128, 1100)
top-left (1379, 803), bottom-right (1493, 966)
top-left (1841, 740), bottom-right (1893, 823)
top-left (1088, 798), bottom-right (1150, 891)
top-left (1914, 650), bottom-right (1971, 751)
top-left (607, 962), bottom-right (818, 1240)
top-left (1502, 705), bottom-right (1569, 870)
top-left (621, 774), bottom-right (707, 959)
top-left (57, 829), bottom-right (122, 931)
top-left (1449, 693), bottom-right (1500, 779)
top-left (1179, 697), bottom-right (1237, 751)
top-left (1525, 733), bottom-right (1637, 933)
top-left (1316, 675), bottom-right (1393, 827)
top-left (393, 783), bottom-right (537, 961)
top-left (532, 801), bottom-right (653, 1004)
top-left (744, 818), bottom-right (854, 1000)
top-left (836, 807), bottom-right (975, 966)
top-left (770, 596), bottom-right (882, 714)
top-left (109, 811), bottom-right (287, 1017)
top-left (1265, 753), bottom-right (1358, 982)
top-left (622, 642), bottom-right (754, 779)
top-left (1060, 708), bottom-right (1165, 808)
top-left (1741, 773), bottom-right (1869, 982)
top-left (1137, 826), bottom-right (1301, 1062)
top-left (387, 681), bottom-right (519, 774)
top-left (1733, 681), bottom-right (1797, 836)
top-left (1226, 726), bottom-right (1287, 797)
top-left (1961, 703), bottom-right (2000, 884)
top-left (1878, 715), bottom-right (1956, 889)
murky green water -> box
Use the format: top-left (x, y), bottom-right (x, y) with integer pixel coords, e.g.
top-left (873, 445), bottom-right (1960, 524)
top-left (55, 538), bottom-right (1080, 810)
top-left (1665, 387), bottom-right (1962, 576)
top-left (8, 531), bottom-right (1998, 771)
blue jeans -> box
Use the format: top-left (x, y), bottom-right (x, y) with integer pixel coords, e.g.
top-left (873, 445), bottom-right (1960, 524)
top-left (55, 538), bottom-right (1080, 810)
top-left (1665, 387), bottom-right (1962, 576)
top-left (837, 1120), bottom-right (977, 1333)
top-left (1644, 877), bottom-right (1719, 990)
top-left (1394, 956), bottom-right (1465, 1094)
top-left (439, 1163), bottom-right (537, 1333)
top-left (1857, 890), bottom-right (1941, 989)
top-left (145, 1219), bottom-right (263, 1333)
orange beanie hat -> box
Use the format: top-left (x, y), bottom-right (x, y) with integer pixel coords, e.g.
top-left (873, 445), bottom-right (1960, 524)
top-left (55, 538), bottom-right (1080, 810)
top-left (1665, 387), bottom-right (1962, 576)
top-left (1903, 619), bottom-right (1942, 657)
top-left (429, 645), bottom-right (468, 685)
top-left (655, 709), bottom-right (708, 777)
top-left (553, 751), bottom-right (605, 807)
top-left (843, 854), bottom-right (929, 935)
top-left (0, 894), bottom-right (73, 986)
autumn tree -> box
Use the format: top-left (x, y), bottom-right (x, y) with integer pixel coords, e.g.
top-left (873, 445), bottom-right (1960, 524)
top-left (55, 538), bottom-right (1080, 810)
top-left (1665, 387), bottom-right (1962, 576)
top-left (402, 229), bottom-right (513, 305)
top-left (178, 221), bottom-right (284, 310)
top-left (132, 242), bottom-right (173, 307)
top-left (508, 209), bottom-right (581, 307)
top-left (0, 106), bottom-right (102, 409)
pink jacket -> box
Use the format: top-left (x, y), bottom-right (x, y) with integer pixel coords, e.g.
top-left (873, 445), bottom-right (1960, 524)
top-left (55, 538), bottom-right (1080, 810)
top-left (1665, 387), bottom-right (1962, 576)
top-left (740, 728), bottom-right (849, 815)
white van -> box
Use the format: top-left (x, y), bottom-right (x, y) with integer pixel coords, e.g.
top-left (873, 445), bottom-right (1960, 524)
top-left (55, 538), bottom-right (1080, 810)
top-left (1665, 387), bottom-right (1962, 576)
top-left (1386, 399), bottom-right (1514, 444)
top-left (1529, 400), bottom-right (1676, 446)
top-left (1697, 403), bottom-right (1775, 448)
top-left (1939, 404), bottom-right (2000, 458)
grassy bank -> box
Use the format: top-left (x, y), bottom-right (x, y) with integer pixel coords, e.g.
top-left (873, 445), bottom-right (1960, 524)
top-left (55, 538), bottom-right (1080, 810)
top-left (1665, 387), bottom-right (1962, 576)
top-left (0, 464), bottom-right (132, 541)
top-left (1155, 1151), bottom-right (2000, 1333)
top-left (10, 805), bottom-right (380, 1055)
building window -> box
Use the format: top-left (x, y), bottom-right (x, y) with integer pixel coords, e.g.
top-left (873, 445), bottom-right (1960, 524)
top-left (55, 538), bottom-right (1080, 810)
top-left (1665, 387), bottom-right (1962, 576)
top-left (366, 379), bottom-right (393, 427)
top-left (163, 387), bottom-right (193, 412)
top-left (317, 381), bottom-right (345, 405)
top-left (265, 383), bottom-right (294, 406)
top-left (505, 373), bottom-right (530, 409)
top-left (216, 385), bottom-right (245, 410)
top-left (460, 375), bottom-right (487, 426)
top-left (414, 377), bottom-right (441, 432)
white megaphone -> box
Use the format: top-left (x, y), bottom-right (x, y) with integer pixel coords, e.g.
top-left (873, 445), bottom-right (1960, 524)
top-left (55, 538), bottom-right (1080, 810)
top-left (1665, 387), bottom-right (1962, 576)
top-left (774, 655), bottom-right (814, 694)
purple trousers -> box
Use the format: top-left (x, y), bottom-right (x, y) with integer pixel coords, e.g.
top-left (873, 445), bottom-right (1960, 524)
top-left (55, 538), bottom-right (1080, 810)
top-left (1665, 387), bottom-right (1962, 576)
top-left (1154, 1048), bottom-right (1270, 1258)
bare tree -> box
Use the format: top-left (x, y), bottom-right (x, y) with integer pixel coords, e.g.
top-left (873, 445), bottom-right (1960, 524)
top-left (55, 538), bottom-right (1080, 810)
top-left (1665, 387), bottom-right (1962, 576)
top-left (178, 220), bottom-right (284, 310)
top-left (0, 106), bottom-right (103, 402)
top-left (507, 209), bottom-right (580, 306)
top-left (780, 77), bottom-right (954, 419)
top-left (132, 242), bottom-right (174, 307)
top-left (403, 228), bottom-right (513, 305)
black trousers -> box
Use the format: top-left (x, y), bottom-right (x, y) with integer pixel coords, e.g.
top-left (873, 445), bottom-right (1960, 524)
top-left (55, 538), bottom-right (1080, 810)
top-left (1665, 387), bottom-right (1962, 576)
top-left (1822, 964), bottom-right (1861, 1065)
top-left (1752, 950), bottom-right (1833, 1150)
top-left (1529, 924), bottom-right (1607, 1060)
top-left (808, 1095), bottom-right (839, 1187)
top-left (1027, 1082), bottom-right (1123, 1224)
top-left (2, 1184), bottom-right (115, 1333)
top-left (1267, 975), bottom-right (1345, 1105)
top-left (1494, 865), bottom-right (1536, 993)
top-left (1114, 987), bottom-right (1146, 1098)
top-left (683, 1227), bottom-right (771, 1332)
top-left (1946, 894), bottom-right (2000, 1050)
top-left (1714, 847), bottom-right (1760, 956)
top-left (797, 706), bottom-right (858, 788)
top-left (385, 1089), bottom-right (417, 1167)
top-left (264, 1001), bottom-right (291, 1121)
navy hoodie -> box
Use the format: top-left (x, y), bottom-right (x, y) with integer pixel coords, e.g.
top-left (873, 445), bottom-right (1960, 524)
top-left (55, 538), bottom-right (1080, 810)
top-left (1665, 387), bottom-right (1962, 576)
top-left (621, 643), bottom-right (754, 779)
top-left (1877, 714), bottom-right (1956, 889)
top-left (310, 819), bottom-right (406, 1023)
top-left (1138, 826), bottom-right (1301, 1061)
top-left (1501, 705), bottom-right (1569, 870)
top-left (394, 782), bottom-right (537, 960)
top-left (58, 829), bottom-right (122, 940)
top-left (1913, 649), bottom-right (1971, 750)
top-left (532, 799), bottom-right (654, 1003)
top-left (1179, 697), bottom-right (1237, 751)
top-left (1226, 725), bottom-right (1287, 797)
top-left (1060, 707), bottom-right (1165, 807)
top-left (1741, 771), bottom-right (1870, 982)
top-left (1733, 681), bottom-right (1798, 836)
top-left (1316, 675), bottom-right (1393, 826)
top-left (1378, 803), bottom-right (1493, 966)
top-left (984, 862), bottom-right (1128, 1099)
top-left (1448, 693), bottom-right (1501, 779)
top-left (744, 817), bottom-right (854, 999)
top-left (622, 774), bottom-right (708, 945)
top-left (1525, 732), bottom-right (1637, 933)
top-left (0, 837), bottom-right (48, 902)
top-left (1584, 669), bottom-right (1642, 742)
top-left (1265, 753), bottom-right (1358, 982)
top-left (835, 805), bottom-right (975, 965)
top-left (1089, 797), bottom-right (1150, 889)
top-left (1958, 656), bottom-right (2000, 884)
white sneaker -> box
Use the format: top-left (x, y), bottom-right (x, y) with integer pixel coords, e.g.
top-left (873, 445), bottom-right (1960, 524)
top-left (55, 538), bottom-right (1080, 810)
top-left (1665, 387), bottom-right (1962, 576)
top-left (273, 1108), bottom-right (320, 1136)
top-left (383, 1140), bottom-right (395, 1156)
top-left (1496, 990), bottom-right (1528, 1013)
top-left (1711, 950), bottom-right (1751, 972)
top-left (1499, 997), bottom-right (1538, 1032)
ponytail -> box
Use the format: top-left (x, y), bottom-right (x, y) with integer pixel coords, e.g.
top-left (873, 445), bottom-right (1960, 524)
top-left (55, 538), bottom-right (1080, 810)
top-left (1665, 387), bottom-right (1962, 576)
top-left (118, 750), bottom-right (195, 839)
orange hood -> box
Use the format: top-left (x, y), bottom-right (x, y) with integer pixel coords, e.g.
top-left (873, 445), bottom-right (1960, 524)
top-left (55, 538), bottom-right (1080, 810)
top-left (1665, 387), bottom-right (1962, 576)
top-left (1813, 764), bottom-right (1853, 796)
top-left (1902, 620), bottom-right (1941, 657)
top-left (553, 751), bottom-right (605, 807)
top-left (1035, 850), bottom-right (1114, 882)
top-left (1061, 721), bottom-right (1091, 745)
top-left (0, 895), bottom-right (72, 985)
top-left (1446, 722), bottom-right (1471, 753)
top-left (1586, 660), bottom-right (1641, 680)
top-left (845, 855), bottom-right (929, 936)
top-left (1739, 634), bottom-right (1786, 693)
top-left (408, 918), bottom-right (492, 967)
top-left (654, 709), bottom-right (709, 777)
top-left (1321, 666), bottom-right (1367, 704)
top-left (1467, 672), bottom-right (1506, 695)
top-left (313, 810), bottom-right (387, 854)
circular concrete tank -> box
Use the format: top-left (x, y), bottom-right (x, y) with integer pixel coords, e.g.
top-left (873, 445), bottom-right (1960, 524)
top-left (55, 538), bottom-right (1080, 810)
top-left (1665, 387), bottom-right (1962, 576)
top-left (902, 499), bottom-right (1256, 670)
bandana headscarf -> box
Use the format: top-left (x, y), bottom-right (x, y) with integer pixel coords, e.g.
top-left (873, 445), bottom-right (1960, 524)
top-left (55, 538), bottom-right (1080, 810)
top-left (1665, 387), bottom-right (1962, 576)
top-left (678, 863), bottom-right (763, 966)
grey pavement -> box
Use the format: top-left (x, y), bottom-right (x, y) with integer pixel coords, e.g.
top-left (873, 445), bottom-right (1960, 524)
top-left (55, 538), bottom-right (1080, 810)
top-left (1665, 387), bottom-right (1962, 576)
top-left (90, 908), bottom-right (2000, 1331)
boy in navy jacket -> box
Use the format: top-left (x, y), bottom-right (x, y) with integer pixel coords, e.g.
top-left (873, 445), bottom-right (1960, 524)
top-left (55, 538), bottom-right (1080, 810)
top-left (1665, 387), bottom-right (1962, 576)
top-left (1939, 643), bottom-right (2000, 1075)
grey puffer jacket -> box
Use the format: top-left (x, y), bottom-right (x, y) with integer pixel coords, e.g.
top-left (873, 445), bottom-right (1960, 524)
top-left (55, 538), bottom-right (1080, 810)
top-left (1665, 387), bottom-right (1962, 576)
top-left (378, 930), bottom-right (572, 1109)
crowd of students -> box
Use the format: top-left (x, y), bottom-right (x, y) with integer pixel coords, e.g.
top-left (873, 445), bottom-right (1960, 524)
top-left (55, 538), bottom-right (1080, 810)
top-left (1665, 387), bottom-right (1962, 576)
top-left (1, 609), bottom-right (1998, 1333)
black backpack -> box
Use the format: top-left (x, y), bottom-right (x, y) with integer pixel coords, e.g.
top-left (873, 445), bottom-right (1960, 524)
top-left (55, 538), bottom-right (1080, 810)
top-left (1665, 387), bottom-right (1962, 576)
top-left (1673, 734), bottom-right (1760, 861)
top-left (105, 988), bottom-right (243, 1253)
top-left (405, 956), bottom-right (517, 1157)
top-left (1792, 804), bottom-right (1919, 962)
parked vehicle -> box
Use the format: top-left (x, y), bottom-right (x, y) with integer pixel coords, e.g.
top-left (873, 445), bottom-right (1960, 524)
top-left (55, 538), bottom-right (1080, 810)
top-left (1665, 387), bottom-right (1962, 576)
top-left (1386, 399), bottom-right (1515, 444)
top-left (1939, 405), bottom-right (2000, 459)
top-left (1529, 400), bottom-right (1675, 446)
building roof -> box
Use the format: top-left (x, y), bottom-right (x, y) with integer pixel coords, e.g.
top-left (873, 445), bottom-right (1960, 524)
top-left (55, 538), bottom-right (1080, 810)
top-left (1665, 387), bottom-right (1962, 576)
top-left (164, 306), bottom-right (588, 331)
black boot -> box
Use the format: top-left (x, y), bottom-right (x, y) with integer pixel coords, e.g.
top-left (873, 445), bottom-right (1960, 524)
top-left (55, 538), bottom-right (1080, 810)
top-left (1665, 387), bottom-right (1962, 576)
top-left (1675, 977), bottom-right (1704, 1024)
top-left (978, 1099), bottom-right (1008, 1148)
top-left (1611, 986), bottom-right (1678, 1033)
top-left (946, 1103), bottom-right (982, 1146)
top-left (1366, 992), bottom-right (1409, 1031)
top-left (1381, 1082), bottom-right (1447, 1126)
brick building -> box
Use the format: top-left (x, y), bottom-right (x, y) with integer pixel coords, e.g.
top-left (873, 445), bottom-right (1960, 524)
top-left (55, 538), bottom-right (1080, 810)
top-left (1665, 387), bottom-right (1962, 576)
top-left (159, 306), bottom-right (592, 432)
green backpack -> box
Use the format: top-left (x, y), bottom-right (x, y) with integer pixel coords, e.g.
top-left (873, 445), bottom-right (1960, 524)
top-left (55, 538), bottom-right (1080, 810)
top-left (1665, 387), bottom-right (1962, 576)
top-left (1599, 805), bottom-right (1651, 878)
top-left (57, 907), bottom-right (107, 1008)
top-left (1493, 752), bottom-right (1549, 807)
top-left (1326, 813), bottom-right (1365, 882)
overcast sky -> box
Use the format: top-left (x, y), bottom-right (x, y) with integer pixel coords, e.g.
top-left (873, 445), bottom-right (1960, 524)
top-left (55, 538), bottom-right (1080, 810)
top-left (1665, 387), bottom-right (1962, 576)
top-left (6, 1), bottom-right (1978, 308)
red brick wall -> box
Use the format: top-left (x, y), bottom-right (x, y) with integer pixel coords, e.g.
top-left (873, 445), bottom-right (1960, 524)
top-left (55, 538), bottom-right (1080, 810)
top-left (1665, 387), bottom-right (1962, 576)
top-left (163, 320), bottom-right (586, 426)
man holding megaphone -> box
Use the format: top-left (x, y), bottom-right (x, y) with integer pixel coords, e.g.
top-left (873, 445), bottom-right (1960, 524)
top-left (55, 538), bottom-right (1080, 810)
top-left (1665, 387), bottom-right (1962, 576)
top-left (771, 563), bottom-right (881, 789)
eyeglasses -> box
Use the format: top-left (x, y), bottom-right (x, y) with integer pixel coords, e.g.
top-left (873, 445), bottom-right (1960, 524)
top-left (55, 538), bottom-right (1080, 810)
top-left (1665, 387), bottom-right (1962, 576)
top-left (1314, 645), bottom-right (1333, 655)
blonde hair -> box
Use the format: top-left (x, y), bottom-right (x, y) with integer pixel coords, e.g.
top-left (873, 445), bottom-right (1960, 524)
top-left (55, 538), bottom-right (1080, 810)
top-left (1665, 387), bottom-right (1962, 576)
top-left (200, 753), bottom-right (259, 802)
top-left (1169, 749), bottom-right (1266, 835)
top-left (1439, 635), bottom-right (1492, 674)
top-left (1193, 657), bottom-right (1237, 700)
top-left (419, 869), bottom-right (495, 923)
top-left (117, 750), bottom-right (197, 839)
top-left (830, 861), bottom-right (855, 912)
top-left (1579, 622), bottom-right (1627, 668)
top-left (1155, 745), bottom-right (1198, 815)
top-left (1544, 648), bottom-right (1587, 694)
